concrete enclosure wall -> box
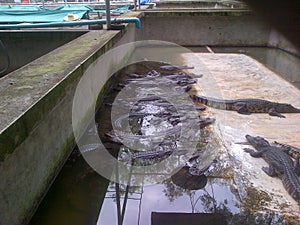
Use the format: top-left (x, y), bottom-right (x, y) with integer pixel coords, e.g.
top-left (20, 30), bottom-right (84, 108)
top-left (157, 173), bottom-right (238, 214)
top-left (136, 11), bottom-right (299, 55)
top-left (0, 9), bottom-right (299, 225)
top-left (136, 11), bottom-right (271, 46)
top-left (0, 22), bottom-right (138, 225)
top-left (0, 31), bottom-right (86, 77)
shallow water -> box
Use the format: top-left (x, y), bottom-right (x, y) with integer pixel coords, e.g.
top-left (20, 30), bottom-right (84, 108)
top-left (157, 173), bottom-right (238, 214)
top-left (29, 150), bottom-right (109, 225)
top-left (97, 178), bottom-right (240, 225)
top-left (30, 47), bottom-right (300, 225)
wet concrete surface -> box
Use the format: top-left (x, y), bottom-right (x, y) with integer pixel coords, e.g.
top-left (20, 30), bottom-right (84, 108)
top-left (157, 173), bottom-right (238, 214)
top-left (183, 52), bottom-right (300, 219)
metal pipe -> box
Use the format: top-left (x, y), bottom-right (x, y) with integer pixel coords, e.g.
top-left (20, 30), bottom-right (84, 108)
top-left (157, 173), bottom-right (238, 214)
top-left (120, 161), bottom-right (134, 225)
top-left (105, 0), bottom-right (111, 29)
top-left (113, 18), bottom-right (141, 28)
top-left (0, 18), bottom-right (141, 29)
top-left (115, 163), bottom-right (122, 225)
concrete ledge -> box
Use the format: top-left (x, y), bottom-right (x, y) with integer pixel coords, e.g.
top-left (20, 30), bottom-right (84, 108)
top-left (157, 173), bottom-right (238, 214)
top-left (142, 9), bottom-right (252, 16)
top-left (0, 30), bottom-right (87, 77)
top-left (0, 23), bottom-right (136, 224)
top-left (0, 30), bottom-right (121, 160)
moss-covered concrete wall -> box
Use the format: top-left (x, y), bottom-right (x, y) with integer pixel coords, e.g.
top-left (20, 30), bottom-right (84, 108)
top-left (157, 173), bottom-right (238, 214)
top-left (0, 22), bottom-right (137, 225)
top-left (0, 31), bottom-right (87, 77)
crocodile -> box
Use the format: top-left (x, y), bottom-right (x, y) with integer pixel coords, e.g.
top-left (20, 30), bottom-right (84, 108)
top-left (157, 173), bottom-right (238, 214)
top-left (106, 101), bottom-right (206, 112)
top-left (168, 116), bottom-right (215, 128)
top-left (120, 77), bottom-right (197, 88)
top-left (79, 142), bottom-right (203, 157)
top-left (107, 116), bottom-right (213, 144)
top-left (243, 135), bottom-right (300, 202)
top-left (127, 71), bottom-right (200, 80)
top-left (159, 65), bottom-right (194, 71)
top-left (105, 125), bottom-right (182, 144)
top-left (191, 95), bottom-right (300, 118)
top-left (184, 85), bottom-right (192, 92)
top-left (272, 141), bottom-right (300, 167)
top-left (238, 139), bottom-right (300, 162)
top-left (128, 141), bottom-right (177, 160)
top-left (79, 141), bottom-right (178, 161)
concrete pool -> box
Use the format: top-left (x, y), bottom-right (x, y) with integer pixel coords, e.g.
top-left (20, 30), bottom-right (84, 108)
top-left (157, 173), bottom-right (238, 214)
top-left (1, 8), bottom-right (299, 225)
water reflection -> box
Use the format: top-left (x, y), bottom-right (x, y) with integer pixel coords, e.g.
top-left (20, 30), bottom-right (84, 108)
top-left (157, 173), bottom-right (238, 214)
top-left (94, 60), bottom-right (235, 225)
top-left (97, 169), bottom-right (290, 225)
top-left (97, 167), bottom-right (241, 225)
top-left (30, 150), bottom-right (109, 225)
top-left (170, 166), bottom-right (208, 190)
top-left (30, 57), bottom-right (300, 225)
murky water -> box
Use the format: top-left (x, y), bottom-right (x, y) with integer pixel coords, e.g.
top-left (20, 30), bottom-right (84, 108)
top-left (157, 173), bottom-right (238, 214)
top-left (97, 178), bottom-right (240, 225)
top-left (30, 47), bottom-right (300, 225)
top-left (29, 150), bottom-right (109, 225)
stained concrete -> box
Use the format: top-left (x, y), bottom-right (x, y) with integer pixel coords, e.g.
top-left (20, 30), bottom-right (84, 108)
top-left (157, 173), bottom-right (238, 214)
top-left (183, 52), bottom-right (300, 219)
top-left (0, 31), bottom-right (87, 77)
top-left (0, 30), bottom-right (122, 158)
top-left (136, 10), bottom-right (299, 56)
top-left (1, 8), bottom-right (299, 225)
top-left (0, 24), bottom-right (137, 225)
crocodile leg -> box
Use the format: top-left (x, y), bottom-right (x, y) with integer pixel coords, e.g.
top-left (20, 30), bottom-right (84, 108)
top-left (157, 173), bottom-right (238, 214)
top-left (235, 103), bottom-right (251, 115)
top-left (268, 108), bottom-right (285, 118)
top-left (262, 161), bottom-right (284, 177)
top-left (244, 148), bottom-right (266, 157)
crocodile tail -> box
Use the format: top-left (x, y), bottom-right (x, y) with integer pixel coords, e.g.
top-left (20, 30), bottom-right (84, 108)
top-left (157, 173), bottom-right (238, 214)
top-left (191, 95), bottom-right (208, 105)
top-left (276, 103), bottom-right (300, 113)
top-left (286, 105), bottom-right (300, 113)
top-left (283, 169), bottom-right (300, 202)
top-left (292, 107), bottom-right (300, 113)
top-left (274, 141), bottom-right (300, 160)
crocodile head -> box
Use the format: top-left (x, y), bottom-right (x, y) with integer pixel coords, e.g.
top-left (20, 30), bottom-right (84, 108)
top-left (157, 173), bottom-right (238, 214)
top-left (245, 135), bottom-right (271, 148)
top-left (275, 103), bottom-right (300, 113)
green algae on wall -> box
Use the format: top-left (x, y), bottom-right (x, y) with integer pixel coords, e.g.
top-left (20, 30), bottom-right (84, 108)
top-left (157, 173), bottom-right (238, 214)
top-left (0, 30), bottom-right (123, 161)
top-left (0, 22), bottom-right (138, 225)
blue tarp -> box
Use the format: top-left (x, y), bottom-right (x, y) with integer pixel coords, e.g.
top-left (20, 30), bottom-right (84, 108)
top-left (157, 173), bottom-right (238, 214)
top-left (54, 4), bottom-right (94, 12)
top-left (0, 10), bottom-right (87, 23)
top-left (0, 5), bottom-right (44, 11)
top-left (0, 4), bottom-right (130, 23)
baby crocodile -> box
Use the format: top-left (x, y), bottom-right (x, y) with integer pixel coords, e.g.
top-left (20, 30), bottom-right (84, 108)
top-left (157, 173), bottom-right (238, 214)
top-left (128, 141), bottom-right (177, 160)
top-left (160, 65), bottom-right (194, 71)
top-left (243, 135), bottom-right (300, 202)
top-left (191, 95), bottom-right (300, 118)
